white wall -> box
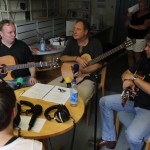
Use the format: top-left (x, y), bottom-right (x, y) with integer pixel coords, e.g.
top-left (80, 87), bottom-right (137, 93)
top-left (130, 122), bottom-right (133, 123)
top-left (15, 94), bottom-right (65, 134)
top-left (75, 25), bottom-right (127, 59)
top-left (91, 0), bottom-right (116, 26)
top-left (90, 0), bottom-right (116, 42)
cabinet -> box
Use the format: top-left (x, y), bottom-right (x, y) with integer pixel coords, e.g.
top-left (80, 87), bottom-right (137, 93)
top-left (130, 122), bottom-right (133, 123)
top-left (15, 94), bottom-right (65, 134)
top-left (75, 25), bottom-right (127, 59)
top-left (67, 0), bottom-right (91, 22)
top-left (0, 0), bottom-right (30, 21)
top-left (0, 0), bottom-right (57, 21)
top-left (29, 0), bottom-right (56, 21)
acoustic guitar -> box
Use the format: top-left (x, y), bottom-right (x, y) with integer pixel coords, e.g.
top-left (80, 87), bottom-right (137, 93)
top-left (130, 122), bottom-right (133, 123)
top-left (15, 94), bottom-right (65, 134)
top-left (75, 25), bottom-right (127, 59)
top-left (121, 71), bottom-right (145, 107)
top-left (61, 39), bottom-right (135, 84)
top-left (0, 55), bottom-right (60, 80)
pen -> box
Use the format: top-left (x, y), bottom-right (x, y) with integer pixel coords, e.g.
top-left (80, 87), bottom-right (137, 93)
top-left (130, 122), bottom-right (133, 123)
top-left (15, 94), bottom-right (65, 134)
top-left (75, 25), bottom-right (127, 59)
top-left (19, 90), bottom-right (25, 98)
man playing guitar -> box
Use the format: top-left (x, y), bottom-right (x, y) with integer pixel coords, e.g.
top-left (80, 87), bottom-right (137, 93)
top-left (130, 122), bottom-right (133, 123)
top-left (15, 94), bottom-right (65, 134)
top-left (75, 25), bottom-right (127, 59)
top-left (0, 19), bottom-right (37, 89)
top-left (89, 33), bottom-right (150, 150)
top-left (49, 19), bottom-right (103, 105)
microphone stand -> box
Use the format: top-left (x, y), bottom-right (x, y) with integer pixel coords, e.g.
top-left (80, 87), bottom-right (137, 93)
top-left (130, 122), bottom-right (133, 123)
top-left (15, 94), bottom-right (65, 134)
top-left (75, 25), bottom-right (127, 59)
top-left (91, 64), bottom-right (107, 150)
top-left (0, 76), bottom-right (10, 88)
top-left (93, 72), bottom-right (99, 150)
top-left (87, 49), bottom-right (127, 150)
top-left (91, 50), bottom-right (127, 150)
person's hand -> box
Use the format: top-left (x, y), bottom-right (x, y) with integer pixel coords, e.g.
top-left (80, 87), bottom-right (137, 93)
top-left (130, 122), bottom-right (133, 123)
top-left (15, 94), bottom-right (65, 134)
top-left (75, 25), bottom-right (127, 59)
top-left (127, 12), bottom-right (133, 18)
top-left (123, 79), bottom-right (135, 92)
top-left (76, 57), bottom-right (88, 68)
top-left (29, 77), bottom-right (37, 85)
top-left (73, 70), bottom-right (82, 78)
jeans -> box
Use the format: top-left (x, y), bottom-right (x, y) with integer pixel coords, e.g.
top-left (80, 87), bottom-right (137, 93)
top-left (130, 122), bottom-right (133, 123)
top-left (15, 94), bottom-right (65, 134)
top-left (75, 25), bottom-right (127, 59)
top-left (6, 76), bottom-right (31, 89)
top-left (99, 94), bottom-right (150, 150)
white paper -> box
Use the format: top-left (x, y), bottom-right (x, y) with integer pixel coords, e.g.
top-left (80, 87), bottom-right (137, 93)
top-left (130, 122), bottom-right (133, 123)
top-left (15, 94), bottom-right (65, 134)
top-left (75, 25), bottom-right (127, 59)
top-left (22, 83), bottom-right (54, 99)
top-left (22, 83), bottom-right (70, 104)
top-left (18, 116), bottom-right (46, 132)
top-left (128, 4), bottom-right (139, 13)
top-left (43, 86), bottom-right (70, 104)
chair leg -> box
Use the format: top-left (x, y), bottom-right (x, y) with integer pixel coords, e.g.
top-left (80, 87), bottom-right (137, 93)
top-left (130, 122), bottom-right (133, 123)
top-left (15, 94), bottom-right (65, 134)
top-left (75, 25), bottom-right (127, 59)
top-left (86, 100), bottom-right (92, 126)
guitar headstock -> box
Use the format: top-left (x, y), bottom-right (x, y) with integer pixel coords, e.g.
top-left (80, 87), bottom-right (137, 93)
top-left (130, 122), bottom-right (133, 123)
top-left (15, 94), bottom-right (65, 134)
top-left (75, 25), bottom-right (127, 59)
top-left (122, 39), bottom-right (136, 49)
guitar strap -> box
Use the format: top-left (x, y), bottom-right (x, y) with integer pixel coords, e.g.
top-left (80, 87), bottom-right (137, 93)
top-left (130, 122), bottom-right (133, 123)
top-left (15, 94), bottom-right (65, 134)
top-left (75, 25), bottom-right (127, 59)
top-left (78, 69), bottom-right (101, 85)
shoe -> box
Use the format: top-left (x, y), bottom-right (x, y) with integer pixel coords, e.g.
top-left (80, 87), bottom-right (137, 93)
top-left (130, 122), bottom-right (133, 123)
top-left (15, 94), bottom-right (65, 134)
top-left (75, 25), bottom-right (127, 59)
top-left (88, 138), bottom-right (116, 149)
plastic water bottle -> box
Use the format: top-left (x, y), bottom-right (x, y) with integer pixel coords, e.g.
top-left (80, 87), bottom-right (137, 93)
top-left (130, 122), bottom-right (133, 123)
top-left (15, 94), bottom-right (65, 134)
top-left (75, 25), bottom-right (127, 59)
top-left (70, 79), bottom-right (78, 106)
top-left (40, 37), bottom-right (45, 51)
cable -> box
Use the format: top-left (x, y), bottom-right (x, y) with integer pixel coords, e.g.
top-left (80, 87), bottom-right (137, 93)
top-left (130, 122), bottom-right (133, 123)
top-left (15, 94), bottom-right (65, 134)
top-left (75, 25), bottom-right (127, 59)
top-left (70, 117), bottom-right (76, 150)
top-left (48, 138), bottom-right (54, 150)
top-left (18, 127), bottom-right (21, 137)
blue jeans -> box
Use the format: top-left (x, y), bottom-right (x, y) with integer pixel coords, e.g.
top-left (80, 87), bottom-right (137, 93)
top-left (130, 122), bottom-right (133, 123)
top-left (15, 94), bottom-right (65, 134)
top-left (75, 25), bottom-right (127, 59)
top-left (6, 76), bottom-right (31, 89)
top-left (99, 94), bottom-right (150, 150)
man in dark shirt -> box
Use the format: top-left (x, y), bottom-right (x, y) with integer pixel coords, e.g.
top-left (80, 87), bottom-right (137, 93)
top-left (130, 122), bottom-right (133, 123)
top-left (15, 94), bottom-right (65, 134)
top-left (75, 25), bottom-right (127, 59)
top-left (49, 19), bottom-right (103, 105)
top-left (0, 19), bottom-right (37, 89)
top-left (89, 33), bottom-right (150, 150)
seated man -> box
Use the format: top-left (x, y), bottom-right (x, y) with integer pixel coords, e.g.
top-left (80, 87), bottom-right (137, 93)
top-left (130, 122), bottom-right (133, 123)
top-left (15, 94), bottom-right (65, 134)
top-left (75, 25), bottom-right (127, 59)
top-left (0, 84), bottom-right (44, 150)
top-left (89, 33), bottom-right (150, 150)
top-left (49, 19), bottom-right (103, 105)
top-left (0, 19), bottom-right (37, 89)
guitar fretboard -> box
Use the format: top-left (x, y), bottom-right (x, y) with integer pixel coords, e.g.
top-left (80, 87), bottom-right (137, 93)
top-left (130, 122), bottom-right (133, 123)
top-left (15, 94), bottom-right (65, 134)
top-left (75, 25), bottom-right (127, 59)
top-left (88, 44), bottom-right (124, 65)
top-left (6, 61), bottom-right (58, 71)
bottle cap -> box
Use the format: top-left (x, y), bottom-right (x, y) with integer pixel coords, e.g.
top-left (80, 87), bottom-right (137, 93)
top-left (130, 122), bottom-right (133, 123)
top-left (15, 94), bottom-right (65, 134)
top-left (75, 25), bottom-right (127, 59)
top-left (72, 79), bottom-right (76, 83)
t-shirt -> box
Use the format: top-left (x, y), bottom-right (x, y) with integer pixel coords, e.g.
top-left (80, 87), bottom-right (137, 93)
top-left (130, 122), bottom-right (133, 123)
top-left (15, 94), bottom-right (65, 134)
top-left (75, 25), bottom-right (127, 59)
top-left (129, 53), bottom-right (150, 110)
top-left (128, 12), bottom-right (150, 39)
top-left (0, 39), bottom-right (34, 78)
top-left (0, 137), bottom-right (42, 150)
top-left (62, 37), bottom-right (103, 61)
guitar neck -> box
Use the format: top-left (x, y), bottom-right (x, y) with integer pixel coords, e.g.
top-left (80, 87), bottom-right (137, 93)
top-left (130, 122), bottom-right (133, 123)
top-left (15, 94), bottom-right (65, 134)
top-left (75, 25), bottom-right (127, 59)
top-left (88, 44), bottom-right (124, 65)
top-left (7, 61), bottom-right (51, 71)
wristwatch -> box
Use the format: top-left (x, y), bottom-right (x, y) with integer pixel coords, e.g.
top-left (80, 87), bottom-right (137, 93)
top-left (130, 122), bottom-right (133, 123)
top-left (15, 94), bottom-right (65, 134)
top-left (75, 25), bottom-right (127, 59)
top-left (131, 74), bottom-right (138, 82)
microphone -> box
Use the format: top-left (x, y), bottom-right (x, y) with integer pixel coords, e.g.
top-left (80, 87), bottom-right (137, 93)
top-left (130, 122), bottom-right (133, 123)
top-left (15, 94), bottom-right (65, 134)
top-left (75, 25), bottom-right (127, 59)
top-left (72, 64), bottom-right (79, 79)
top-left (72, 64), bottom-right (79, 74)
top-left (15, 77), bottom-right (23, 89)
top-left (28, 104), bottom-right (43, 131)
top-left (65, 77), bottom-right (72, 88)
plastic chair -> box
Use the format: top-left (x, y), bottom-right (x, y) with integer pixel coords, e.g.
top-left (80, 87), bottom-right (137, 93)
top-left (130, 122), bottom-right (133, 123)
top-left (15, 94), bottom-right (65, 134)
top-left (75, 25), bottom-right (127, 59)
top-left (86, 65), bottom-right (107, 126)
top-left (115, 111), bottom-right (150, 150)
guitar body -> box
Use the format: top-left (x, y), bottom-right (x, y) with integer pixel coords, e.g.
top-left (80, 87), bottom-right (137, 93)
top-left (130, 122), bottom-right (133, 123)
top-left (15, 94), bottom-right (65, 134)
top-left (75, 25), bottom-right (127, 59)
top-left (61, 54), bottom-right (91, 83)
top-left (0, 55), bottom-right (17, 80)
top-left (0, 55), bottom-right (60, 80)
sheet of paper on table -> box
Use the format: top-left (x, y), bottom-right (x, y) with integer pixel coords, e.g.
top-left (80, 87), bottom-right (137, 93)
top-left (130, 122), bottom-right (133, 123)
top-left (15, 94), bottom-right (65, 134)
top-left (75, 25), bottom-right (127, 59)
top-left (21, 83), bottom-right (70, 104)
top-left (18, 116), bottom-right (46, 132)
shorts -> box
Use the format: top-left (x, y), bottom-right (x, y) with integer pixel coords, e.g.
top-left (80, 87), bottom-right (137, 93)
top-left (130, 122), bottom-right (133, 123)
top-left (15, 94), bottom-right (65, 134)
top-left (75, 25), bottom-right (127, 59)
top-left (126, 37), bottom-right (146, 52)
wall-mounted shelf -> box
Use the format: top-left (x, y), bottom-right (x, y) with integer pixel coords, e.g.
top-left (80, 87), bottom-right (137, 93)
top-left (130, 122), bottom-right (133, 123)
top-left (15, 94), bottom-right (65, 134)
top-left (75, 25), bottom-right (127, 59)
top-left (0, 0), bottom-right (57, 21)
top-left (67, 0), bottom-right (91, 22)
